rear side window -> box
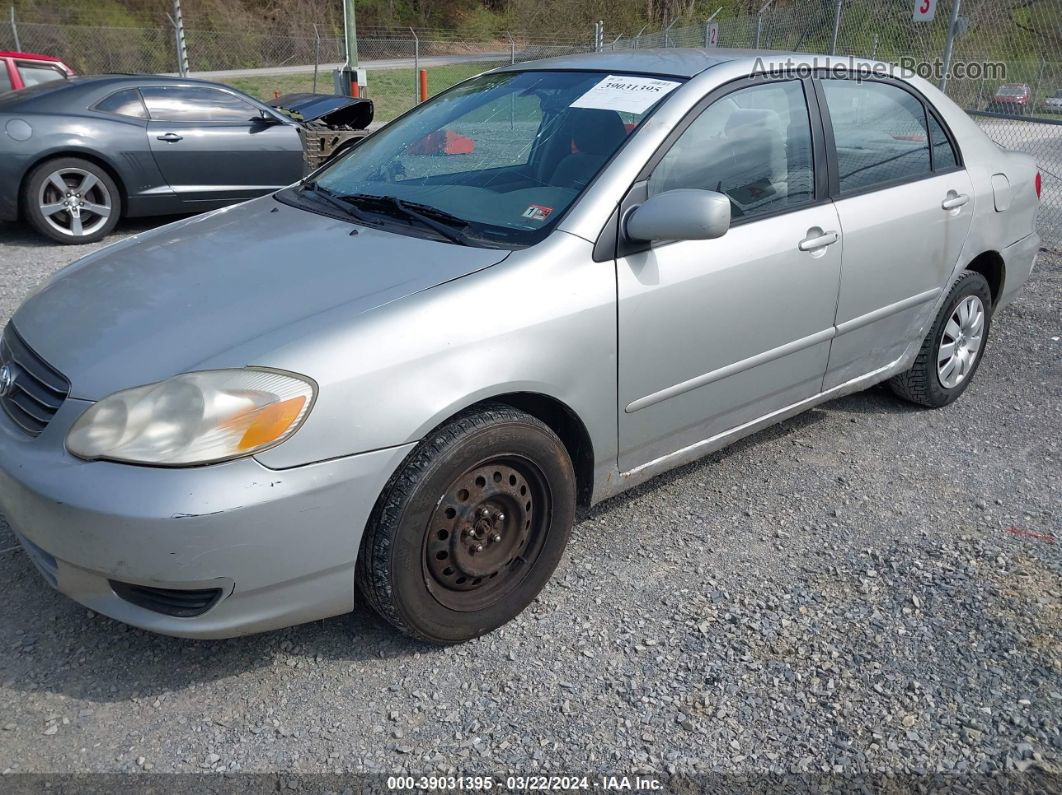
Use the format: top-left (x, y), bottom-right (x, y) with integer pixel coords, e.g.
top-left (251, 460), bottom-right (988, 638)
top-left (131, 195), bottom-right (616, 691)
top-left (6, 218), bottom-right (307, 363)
top-left (16, 62), bottom-right (67, 88)
top-left (927, 114), bottom-right (958, 171)
top-left (94, 88), bottom-right (148, 119)
top-left (0, 62), bottom-right (11, 95)
top-left (822, 80), bottom-right (930, 192)
top-left (140, 86), bottom-right (259, 122)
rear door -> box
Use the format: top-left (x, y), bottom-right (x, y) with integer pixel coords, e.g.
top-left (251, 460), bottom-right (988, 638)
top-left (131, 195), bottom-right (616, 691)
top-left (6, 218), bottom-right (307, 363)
top-left (817, 76), bottom-right (974, 389)
top-left (141, 85), bottom-right (304, 206)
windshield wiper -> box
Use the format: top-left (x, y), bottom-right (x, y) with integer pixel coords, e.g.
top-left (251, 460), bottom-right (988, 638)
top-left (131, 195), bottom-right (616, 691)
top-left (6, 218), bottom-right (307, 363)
top-left (337, 193), bottom-right (472, 245)
top-left (297, 181), bottom-right (371, 223)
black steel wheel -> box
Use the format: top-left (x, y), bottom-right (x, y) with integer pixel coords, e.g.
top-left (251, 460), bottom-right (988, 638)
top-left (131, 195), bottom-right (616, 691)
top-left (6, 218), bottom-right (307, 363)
top-left (356, 403), bottom-right (576, 643)
top-left (423, 457), bottom-right (550, 612)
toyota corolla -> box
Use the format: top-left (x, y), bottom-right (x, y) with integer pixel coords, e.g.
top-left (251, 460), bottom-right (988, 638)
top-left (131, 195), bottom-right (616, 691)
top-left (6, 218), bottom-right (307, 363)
top-left (0, 50), bottom-right (1041, 643)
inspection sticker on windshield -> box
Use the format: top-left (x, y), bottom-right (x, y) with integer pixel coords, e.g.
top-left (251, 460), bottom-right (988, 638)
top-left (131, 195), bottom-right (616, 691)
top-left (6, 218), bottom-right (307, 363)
top-left (570, 75), bottom-right (681, 114)
top-left (522, 204), bottom-right (553, 222)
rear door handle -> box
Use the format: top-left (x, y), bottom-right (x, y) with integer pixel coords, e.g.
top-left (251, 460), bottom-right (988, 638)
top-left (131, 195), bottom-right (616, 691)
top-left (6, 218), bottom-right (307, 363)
top-left (156, 132), bottom-right (183, 143)
top-left (941, 193), bottom-right (969, 210)
top-left (798, 230), bottom-right (839, 251)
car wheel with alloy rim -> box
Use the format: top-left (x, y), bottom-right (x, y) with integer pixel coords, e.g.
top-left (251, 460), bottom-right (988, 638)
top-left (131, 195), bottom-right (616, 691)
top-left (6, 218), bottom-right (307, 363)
top-left (23, 157), bottom-right (121, 244)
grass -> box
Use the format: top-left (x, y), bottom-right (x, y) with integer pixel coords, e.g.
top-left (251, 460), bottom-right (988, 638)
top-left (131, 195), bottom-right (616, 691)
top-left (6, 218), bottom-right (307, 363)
top-left (227, 61), bottom-right (506, 123)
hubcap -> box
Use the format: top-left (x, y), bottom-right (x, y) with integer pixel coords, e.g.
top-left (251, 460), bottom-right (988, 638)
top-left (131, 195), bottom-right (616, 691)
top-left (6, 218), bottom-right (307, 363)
top-left (937, 295), bottom-right (985, 389)
top-left (38, 168), bottom-right (112, 238)
top-left (424, 458), bottom-right (550, 612)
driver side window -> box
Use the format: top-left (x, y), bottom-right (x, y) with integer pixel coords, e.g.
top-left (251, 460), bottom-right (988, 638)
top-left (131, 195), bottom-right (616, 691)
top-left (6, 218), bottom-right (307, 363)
top-left (140, 86), bottom-right (260, 123)
top-left (649, 80), bottom-right (814, 220)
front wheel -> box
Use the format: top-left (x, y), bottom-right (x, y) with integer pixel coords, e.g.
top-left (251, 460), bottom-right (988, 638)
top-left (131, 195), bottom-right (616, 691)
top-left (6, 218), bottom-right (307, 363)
top-left (888, 271), bottom-right (993, 408)
top-left (356, 404), bottom-right (576, 643)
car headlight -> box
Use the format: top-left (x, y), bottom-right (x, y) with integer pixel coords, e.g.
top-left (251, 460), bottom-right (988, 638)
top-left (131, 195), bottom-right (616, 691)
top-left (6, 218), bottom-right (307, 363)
top-left (66, 368), bottom-right (316, 466)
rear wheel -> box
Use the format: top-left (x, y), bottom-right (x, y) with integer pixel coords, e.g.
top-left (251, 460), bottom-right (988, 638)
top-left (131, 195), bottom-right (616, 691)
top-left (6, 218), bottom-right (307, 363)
top-left (23, 157), bottom-right (121, 244)
top-left (888, 271), bottom-right (992, 408)
top-left (356, 404), bottom-right (576, 643)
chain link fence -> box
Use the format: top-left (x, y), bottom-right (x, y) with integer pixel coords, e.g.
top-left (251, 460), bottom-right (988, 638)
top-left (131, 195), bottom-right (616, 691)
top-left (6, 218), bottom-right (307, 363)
top-left (1, 2), bottom-right (1058, 246)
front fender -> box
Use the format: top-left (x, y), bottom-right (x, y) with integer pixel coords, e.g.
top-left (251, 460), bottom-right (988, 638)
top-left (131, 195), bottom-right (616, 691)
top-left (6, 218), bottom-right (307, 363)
top-left (242, 233), bottom-right (618, 489)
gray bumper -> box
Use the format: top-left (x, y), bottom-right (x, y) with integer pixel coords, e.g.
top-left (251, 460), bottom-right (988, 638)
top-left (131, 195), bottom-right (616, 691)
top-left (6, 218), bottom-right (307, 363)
top-left (0, 398), bottom-right (413, 638)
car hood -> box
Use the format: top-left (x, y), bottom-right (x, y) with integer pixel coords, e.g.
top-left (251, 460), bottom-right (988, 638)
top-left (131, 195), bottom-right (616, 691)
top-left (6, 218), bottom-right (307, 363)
top-left (12, 197), bottom-right (509, 400)
top-left (272, 93), bottom-right (374, 128)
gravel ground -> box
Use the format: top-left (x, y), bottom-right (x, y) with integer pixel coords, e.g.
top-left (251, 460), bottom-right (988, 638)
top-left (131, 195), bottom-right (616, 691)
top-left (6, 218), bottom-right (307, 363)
top-left (0, 218), bottom-right (1059, 785)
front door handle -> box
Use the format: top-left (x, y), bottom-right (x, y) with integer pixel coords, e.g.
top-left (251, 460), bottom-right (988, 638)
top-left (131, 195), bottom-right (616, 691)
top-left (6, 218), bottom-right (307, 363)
top-left (156, 132), bottom-right (183, 143)
top-left (941, 193), bottom-right (970, 210)
top-left (798, 229), bottom-right (839, 252)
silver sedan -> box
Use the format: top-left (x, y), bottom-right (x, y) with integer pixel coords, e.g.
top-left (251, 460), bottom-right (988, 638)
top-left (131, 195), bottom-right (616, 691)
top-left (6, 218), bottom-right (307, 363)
top-left (0, 50), bottom-right (1041, 643)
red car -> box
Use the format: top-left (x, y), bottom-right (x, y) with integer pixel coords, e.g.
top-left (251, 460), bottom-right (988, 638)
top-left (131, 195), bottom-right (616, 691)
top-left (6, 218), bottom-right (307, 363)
top-left (0, 51), bottom-right (75, 94)
top-left (987, 83), bottom-right (1031, 114)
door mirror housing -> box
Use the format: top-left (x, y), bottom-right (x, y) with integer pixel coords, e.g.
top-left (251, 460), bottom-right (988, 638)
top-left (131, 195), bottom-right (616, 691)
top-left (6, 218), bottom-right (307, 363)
top-left (624, 189), bottom-right (731, 242)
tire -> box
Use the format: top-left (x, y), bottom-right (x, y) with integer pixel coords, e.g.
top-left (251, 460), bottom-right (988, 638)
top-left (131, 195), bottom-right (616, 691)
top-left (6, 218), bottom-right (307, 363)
top-left (22, 157), bottom-right (121, 244)
top-left (356, 403), bottom-right (577, 643)
top-left (888, 271), bottom-right (993, 408)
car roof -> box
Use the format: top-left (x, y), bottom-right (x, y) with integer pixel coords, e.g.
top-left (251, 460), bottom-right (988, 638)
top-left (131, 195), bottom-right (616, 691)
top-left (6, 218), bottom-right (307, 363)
top-left (0, 50), bottom-right (66, 62)
top-left (495, 48), bottom-right (804, 78)
top-left (0, 73), bottom-right (260, 111)
top-left (37, 73), bottom-right (241, 89)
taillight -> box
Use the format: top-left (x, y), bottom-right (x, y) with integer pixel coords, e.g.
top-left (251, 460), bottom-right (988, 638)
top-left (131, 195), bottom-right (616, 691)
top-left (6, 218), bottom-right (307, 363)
top-left (1035, 171), bottom-right (1042, 200)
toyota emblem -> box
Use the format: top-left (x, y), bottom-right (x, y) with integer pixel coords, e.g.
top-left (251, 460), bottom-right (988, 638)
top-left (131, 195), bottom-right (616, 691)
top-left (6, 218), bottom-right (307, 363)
top-left (0, 364), bottom-right (14, 398)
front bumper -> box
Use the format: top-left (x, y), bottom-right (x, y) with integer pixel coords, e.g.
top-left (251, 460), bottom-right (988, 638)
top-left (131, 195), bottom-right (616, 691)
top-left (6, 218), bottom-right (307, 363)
top-left (0, 397), bottom-right (414, 638)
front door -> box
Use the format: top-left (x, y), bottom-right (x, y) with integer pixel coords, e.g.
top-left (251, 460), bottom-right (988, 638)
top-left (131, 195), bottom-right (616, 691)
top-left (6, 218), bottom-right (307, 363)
top-left (141, 85), bottom-right (303, 205)
top-left (617, 78), bottom-right (843, 472)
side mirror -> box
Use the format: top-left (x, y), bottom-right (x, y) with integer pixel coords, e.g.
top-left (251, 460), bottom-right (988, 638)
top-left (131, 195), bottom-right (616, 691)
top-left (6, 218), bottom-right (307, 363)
top-left (624, 189), bottom-right (731, 242)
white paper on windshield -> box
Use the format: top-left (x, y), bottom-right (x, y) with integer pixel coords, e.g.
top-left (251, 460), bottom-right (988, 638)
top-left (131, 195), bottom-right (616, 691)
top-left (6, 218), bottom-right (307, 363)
top-left (570, 75), bottom-right (681, 114)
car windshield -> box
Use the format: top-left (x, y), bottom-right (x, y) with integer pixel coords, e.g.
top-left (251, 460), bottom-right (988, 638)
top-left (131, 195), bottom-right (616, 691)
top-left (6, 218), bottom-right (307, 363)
top-left (298, 70), bottom-right (683, 247)
top-left (997, 86), bottom-right (1026, 96)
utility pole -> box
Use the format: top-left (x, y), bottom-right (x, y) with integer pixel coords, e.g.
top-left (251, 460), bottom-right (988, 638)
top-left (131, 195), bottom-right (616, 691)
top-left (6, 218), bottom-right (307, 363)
top-left (830, 0), bottom-right (844, 56)
top-left (336, 0), bottom-right (362, 96)
top-left (939, 0), bottom-right (962, 92)
top-left (172, 0), bottom-right (189, 77)
top-left (312, 23), bottom-right (321, 93)
top-left (10, 6), bottom-right (20, 52)
top-left (755, 1), bottom-right (775, 49)
top-left (343, 0), bottom-right (358, 67)
top-left (410, 27), bottom-right (419, 104)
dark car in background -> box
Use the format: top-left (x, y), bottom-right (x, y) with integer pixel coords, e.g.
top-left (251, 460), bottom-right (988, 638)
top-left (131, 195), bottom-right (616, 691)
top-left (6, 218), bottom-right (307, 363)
top-left (0, 51), bottom-right (75, 94)
top-left (0, 75), bottom-right (371, 243)
top-left (986, 83), bottom-right (1031, 114)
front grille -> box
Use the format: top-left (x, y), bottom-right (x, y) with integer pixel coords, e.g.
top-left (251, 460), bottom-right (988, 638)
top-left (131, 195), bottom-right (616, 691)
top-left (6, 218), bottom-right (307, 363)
top-left (0, 325), bottom-right (70, 437)
top-left (109, 581), bottom-right (223, 618)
